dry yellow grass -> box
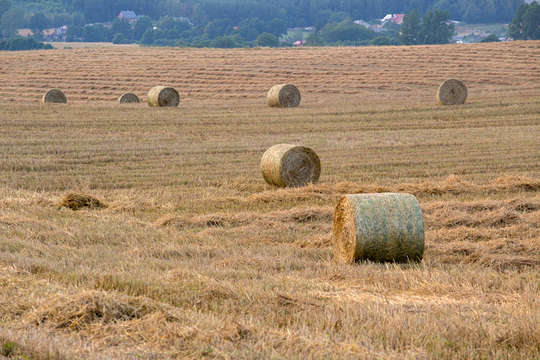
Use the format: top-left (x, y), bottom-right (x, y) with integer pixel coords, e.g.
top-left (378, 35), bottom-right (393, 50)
top-left (0, 41), bottom-right (539, 359)
top-left (0, 41), bottom-right (538, 105)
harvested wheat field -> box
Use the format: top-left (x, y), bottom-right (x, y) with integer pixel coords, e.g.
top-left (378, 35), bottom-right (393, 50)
top-left (0, 41), bottom-right (539, 359)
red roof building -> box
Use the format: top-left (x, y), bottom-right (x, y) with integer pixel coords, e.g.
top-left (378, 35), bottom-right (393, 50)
top-left (381, 14), bottom-right (405, 25)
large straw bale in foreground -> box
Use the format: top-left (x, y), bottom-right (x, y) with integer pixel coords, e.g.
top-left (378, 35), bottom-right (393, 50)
top-left (437, 79), bottom-right (467, 105)
top-left (118, 92), bottom-right (140, 104)
top-left (267, 84), bottom-right (301, 107)
top-left (260, 144), bottom-right (320, 187)
top-left (332, 193), bottom-right (424, 263)
top-left (41, 89), bottom-right (67, 104)
top-left (147, 86), bottom-right (180, 107)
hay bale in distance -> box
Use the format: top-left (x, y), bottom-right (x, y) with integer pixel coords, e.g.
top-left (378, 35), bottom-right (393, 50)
top-left (332, 193), bottom-right (424, 263)
top-left (260, 144), bottom-right (320, 187)
top-left (59, 193), bottom-right (107, 210)
top-left (437, 79), bottom-right (468, 105)
top-left (41, 89), bottom-right (67, 104)
top-left (147, 86), bottom-right (180, 107)
top-left (267, 84), bottom-right (301, 108)
top-left (118, 92), bottom-right (140, 104)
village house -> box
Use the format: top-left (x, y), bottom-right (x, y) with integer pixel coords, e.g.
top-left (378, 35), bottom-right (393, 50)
top-left (118, 10), bottom-right (138, 23)
top-left (16, 25), bottom-right (67, 41)
top-left (381, 14), bottom-right (405, 25)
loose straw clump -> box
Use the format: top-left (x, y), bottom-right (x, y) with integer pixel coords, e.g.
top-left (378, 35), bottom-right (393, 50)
top-left (59, 193), bottom-right (107, 210)
top-left (260, 144), bottom-right (320, 187)
top-left (332, 193), bottom-right (424, 263)
top-left (42, 89), bottom-right (67, 104)
top-left (437, 79), bottom-right (468, 105)
top-left (147, 86), bottom-right (180, 107)
top-left (267, 84), bottom-right (301, 107)
top-left (118, 92), bottom-right (140, 104)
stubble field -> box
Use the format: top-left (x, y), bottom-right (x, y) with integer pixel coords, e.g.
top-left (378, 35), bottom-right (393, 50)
top-left (0, 41), bottom-right (539, 359)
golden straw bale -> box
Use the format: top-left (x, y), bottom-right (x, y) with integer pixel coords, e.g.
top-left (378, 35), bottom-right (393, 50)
top-left (147, 86), bottom-right (180, 107)
top-left (437, 79), bottom-right (468, 105)
top-left (266, 84), bottom-right (301, 107)
top-left (41, 89), bottom-right (67, 104)
top-left (118, 92), bottom-right (140, 104)
top-left (332, 193), bottom-right (424, 263)
top-left (260, 144), bottom-right (320, 187)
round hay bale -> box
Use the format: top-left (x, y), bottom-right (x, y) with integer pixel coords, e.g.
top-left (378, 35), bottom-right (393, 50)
top-left (260, 144), bottom-right (320, 187)
top-left (41, 89), bottom-right (67, 104)
top-left (118, 92), bottom-right (140, 104)
top-left (266, 84), bottom-right (301, 108)
top-left (332, 193), bottom-right (424, 264)
top-left (437, 79), bottom-right (467, 105)
top-left (147, 86), bottom-right (180, 107)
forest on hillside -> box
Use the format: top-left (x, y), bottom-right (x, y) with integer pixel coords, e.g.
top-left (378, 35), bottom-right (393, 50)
top-left (0, 0), bottom-right (536, 48)
top-left (5, 0), bottom-right (525, 25)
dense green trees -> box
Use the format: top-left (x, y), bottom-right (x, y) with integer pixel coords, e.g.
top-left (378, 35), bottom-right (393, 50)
top-left (481, 33), bottom-right (500, 42)
top-left (266, 18), bottom-right (287, 37)
top-left (82, 23), bottom-right (110, 42)
top-left (399, 10), bottom-right (421, 44)
top-left (319, 20), bottom-right (376, 44)
top-left (211, 35), bottom-right (238, 48)
top-left (432, 0), bottom-right (522, 23)
top-left (0, 37), bottom-right (52, 49)
top-left (112, 32), bottom-right (130, 44)
top-left (204, 19), bottom-right (230, 38)
top-left (139, 16), bottom-right (193, 45)
top-left (111, 18), bottom-right (132, 40)
top-left (509, 2), bottom-right (540, 40)
top-left (370, 36), bottom-right (397, 45)
top-left (421, 9), bottom-right (454, 44)
top-left (29, 12), bottom-right (49, 34)
top-left (4, 0), bottom-right (524, 29)
top-left (0, 0), bottom-right (10, 18)
top-left (522, 2), bottom-right (540, 39)
top-left (134, 16), bottom-right (152, 39)
top-left (397, 9), bottom-right (454, 45)
top-left (256, 32), bottom-right (278, 46)
top-left (0, 7), bottom-right (23, 38)
top-left (0, 0), bottom-right (535, 48)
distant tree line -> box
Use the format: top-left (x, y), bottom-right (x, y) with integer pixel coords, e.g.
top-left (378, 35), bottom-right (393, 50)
top-left (0, 36), bottom-right (52, 50)
top-left (398, 9), bottom-right (455, 45)
top-left (509, 1), bottom-right (540, 39)
top-left (56, 0), bottom-right (524, 25)
top-left (1, 0), bottom-right (525, 33)
top-left (0, 0), bottom-right (538, 48)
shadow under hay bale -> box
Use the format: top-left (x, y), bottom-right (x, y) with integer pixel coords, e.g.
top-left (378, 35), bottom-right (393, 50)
top-left (118, 92), bottom-right (140, 104)
top-left (147, 86), bottom-right (180, 107)
top-left (332, 193), bottom-right (424, 263)
top-left (59, 193), bottom-right (107, 210)
top-left (437, 79), bottom-right (467, 105)
top-left (260, 144), bottom-right (320, 187)
top-left (267, 84), bottom-right (301, 107)
top-left (41, 89), bottom-right (67, 104)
